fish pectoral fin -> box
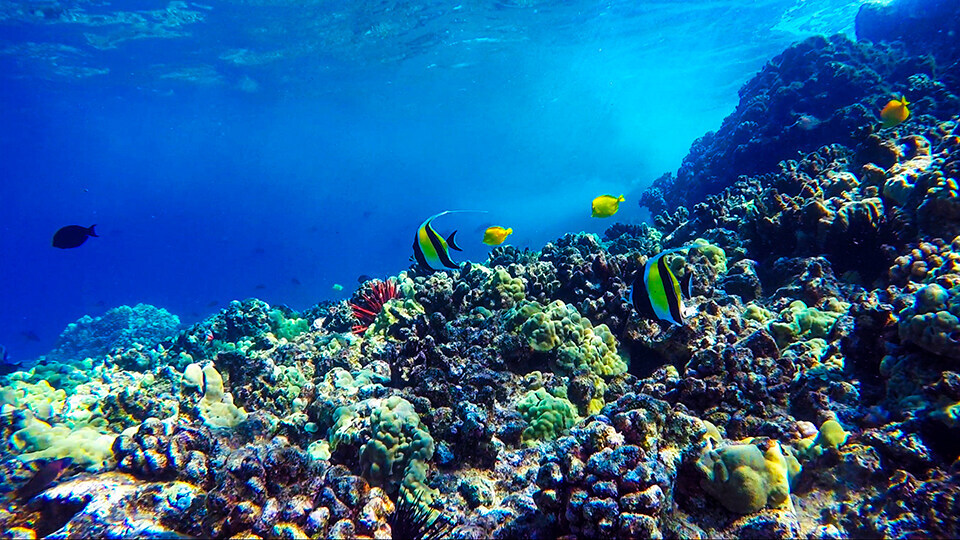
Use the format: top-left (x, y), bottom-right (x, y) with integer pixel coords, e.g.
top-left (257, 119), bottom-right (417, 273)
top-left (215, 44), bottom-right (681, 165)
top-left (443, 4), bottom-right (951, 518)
top-left (447, 230), bottom-right (463, 252)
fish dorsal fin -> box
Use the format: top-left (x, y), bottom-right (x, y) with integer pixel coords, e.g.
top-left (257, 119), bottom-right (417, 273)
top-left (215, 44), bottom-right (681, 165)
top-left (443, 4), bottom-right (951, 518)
top-left (447, 230), bottom-right (463, 251)
top-left (680, 271), bottom-right (693, 299)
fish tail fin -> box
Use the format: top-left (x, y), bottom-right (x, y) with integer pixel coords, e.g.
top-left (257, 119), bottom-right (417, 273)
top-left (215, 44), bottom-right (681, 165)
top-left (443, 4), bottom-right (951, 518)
top-left (447, 230), bottom-right (463, 251)
top-left (506, 228), bottom-right (513, 234)
top-left (618, 195), bottom-right (625, 202)
top-left (87, 225), bottom-right (98, 237)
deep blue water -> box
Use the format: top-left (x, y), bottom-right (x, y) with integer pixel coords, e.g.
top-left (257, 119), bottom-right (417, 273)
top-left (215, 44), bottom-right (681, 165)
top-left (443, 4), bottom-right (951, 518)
top-left (0, 0), bottom-right (866, 360)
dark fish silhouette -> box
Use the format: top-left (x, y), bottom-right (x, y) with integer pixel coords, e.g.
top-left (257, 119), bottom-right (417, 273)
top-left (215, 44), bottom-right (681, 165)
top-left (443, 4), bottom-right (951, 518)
top-left (0, 345), bottom-right (22, 375)
top-left (357, 274), bottom-right (373, 283)
top-left (52, 225), bottom-right (98, 249)
top-left (207, 300), bottom-right (219, 307)
top-left (16, 457), bottom-right (72, 501)
top-left (255, 284), bottom-right (267, 290)
top-left (20, 331), bottom-right (40, 342)
top-left (291, 278), bottom-right (301, 286)
top-left (253, 247), bottom-right (266, 255)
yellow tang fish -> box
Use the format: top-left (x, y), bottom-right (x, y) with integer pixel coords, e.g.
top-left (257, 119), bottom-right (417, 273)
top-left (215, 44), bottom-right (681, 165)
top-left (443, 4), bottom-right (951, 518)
top-left (412, 211), bottom-right (465, 272)
top-left (483, 226), bottom-right (513, 246)
top-left (591, 194), bottom-right (625, 218)
top-left (880, 96), bottom-right (909, 128)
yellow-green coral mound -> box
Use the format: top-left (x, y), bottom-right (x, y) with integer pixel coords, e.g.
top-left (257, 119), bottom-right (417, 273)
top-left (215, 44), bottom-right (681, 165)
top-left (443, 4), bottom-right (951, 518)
top-left (517, 388), bottom-right (578, 446)
top-left (898, 283), bottom-right (960, 359)
top-left (697, 438), bottom-right (801, 514)
top-left (332, 395), bottom-right (436, 500)
top-left (768, 299), bottom-right (848, 348)
top-left (513, 300), bottom-right (627, 377)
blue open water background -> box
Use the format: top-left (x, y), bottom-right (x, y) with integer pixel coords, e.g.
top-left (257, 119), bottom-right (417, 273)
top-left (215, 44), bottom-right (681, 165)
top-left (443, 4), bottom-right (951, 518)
top-left (0, 0), bottom-right (867, 360)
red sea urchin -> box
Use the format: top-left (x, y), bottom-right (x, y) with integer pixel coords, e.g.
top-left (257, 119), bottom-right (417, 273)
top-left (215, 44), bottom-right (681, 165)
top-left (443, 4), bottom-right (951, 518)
top-left (350, 278), bottom-right (400, 334)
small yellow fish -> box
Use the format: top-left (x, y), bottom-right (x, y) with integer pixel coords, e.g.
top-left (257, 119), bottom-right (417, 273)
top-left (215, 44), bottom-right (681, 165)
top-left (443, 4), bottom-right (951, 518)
top-left (880, 95), bottom-right (910, 128)
top-left (332, 283), bottom-right (343, 291)
top-left (591, 194), bottom-right (625, 218)
top-left (483, 226), bottom-right (513, 246)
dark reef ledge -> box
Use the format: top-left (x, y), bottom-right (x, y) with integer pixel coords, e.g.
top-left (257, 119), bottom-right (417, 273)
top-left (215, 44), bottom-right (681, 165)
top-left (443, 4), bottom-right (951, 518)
top-left (640, 0), bottom-right (960, 217)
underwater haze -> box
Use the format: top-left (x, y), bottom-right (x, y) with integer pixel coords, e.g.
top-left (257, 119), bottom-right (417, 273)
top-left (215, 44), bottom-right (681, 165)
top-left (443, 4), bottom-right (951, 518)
top-left (0, 0), bottom-right (865, 360)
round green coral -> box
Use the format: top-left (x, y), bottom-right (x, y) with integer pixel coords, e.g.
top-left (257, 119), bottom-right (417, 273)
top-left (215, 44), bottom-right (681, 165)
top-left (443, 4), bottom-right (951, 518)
top-left (697, 439), bottom-right (800, 514)
top-left (517, 388), bottom-right (578, 446)
top-left (768, 299), bottom-right (847, 348)
top-left (898, 283), bottom-right (960, 359)
top-left (515, 300), bottom-right (626, 377)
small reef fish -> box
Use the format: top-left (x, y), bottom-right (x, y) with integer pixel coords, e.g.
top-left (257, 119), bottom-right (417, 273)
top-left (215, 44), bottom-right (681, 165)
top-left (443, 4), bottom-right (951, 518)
top-left (357, 274), bottom-right (373, 283)
top-left (15, 457), bottom-right (72, 502)
top-left (483, 226), bottom-right (513, 246)
top-left (880, 96), bottom-right (910, 128)
top-left (291, 277), bottom-right (301, 286)
top-left (592, 195), bottom-right (625, 218)
top-left (412, 211), bottom-right (466, 272)
top-left (332, 284), bottom-right (344, 291)
top-left (631, 247), bottom-right (695, 326)
top-left (20, 331), bottom-right (40, 342)
top-left (52, 224), bottom-right (98, 249)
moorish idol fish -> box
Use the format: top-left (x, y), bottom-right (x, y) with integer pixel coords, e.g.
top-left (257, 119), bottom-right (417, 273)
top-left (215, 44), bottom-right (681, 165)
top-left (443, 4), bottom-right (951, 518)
top-left (412, 211), bottom-right (480, 272)
top-left (631, 246), bottom-right (696, 326)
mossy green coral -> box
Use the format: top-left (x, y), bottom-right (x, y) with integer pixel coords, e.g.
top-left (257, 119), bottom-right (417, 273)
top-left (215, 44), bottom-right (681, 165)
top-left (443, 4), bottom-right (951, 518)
top-left (796, 420), bottom-right (849, 459)
top-left (517, 388), bottom-right (578, 446)
top-left (365, 298), bottom-right (426, 340)
top-left (768, 299), bottom-right (847, 348)
top-left (514, 300), bottom-right (627, 378)
top-left (331, 395), bottom-right (436, 501)
top-left (487, 268), bottom-right (527, 308)
top-left (898, 283), bottom-right (960, 360)
top-left (697, 438), bottom-right (800, 514)
top-left (268, 309), bottom-right (309, 341)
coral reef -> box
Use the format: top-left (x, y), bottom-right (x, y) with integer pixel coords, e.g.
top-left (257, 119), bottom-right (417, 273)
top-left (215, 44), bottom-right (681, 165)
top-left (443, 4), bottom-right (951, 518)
top-left (4, 1), bottom-right (960, 538)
